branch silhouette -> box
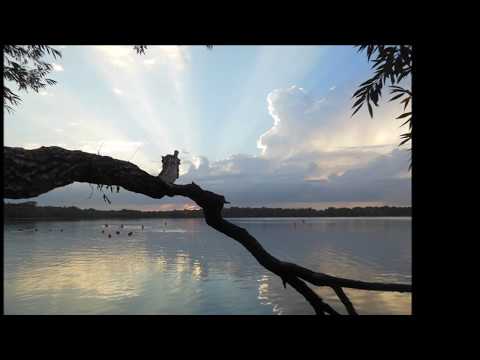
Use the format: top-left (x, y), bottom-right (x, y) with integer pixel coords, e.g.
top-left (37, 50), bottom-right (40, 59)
top-left (4, 146), bottom-right (412, 315)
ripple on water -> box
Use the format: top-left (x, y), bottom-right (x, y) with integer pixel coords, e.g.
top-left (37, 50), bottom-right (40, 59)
top-left (4, 218), bottom-right (411, 314)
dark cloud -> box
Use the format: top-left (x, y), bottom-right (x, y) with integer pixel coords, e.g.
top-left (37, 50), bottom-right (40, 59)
top-left (8, 147), bottom-right (410, 210)
top-left (178, 148), bottom-right (411, 207)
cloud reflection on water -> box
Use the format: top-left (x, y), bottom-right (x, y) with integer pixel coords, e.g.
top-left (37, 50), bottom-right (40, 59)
top-left (5, 218), bottom-right (411, 314)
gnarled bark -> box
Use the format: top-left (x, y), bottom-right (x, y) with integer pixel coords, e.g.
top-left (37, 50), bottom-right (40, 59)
top-left (4, 146), bottom-right (412, 315)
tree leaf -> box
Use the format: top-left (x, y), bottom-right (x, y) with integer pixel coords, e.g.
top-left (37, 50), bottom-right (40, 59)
top-left (352, 87), bottom-right (366, 98)
top-left (401, 96), bottom-right (411, 110)
top-left (389, 93), bottom-right (405, 101)
top-left (367, 45), bottom-right (375, 61)
top-left (371, 91), bottom-right (379, 106)
top-left (352, 97), bottom-right (365, 108)
top-left (399, 136), bottom-right (411, 146)
top-left (359, 79), bottom-right (373, 87)
top-left (396, 112), bottom-right (412, 119)
top-left (351, 105), bottom-right (363, 117)
top-left (400, 116), bottom-right (411, 127)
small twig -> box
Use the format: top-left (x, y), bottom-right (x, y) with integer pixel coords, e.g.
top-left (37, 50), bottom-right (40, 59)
top-left (97, 141), bottom-right (104, 156)
top-left (128, 145), bottom-right (141, 162)
top-left (87, 183), bottom-right (94, 199)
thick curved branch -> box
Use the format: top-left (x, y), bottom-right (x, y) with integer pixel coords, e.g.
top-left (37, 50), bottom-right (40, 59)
top-left (4, 146), bottom-right (412, 315)
top-left (4, 146), bottom-right (171, 199)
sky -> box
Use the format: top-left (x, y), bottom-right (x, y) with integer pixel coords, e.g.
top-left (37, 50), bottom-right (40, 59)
top-left (4, 45), bottom-right (411, 210)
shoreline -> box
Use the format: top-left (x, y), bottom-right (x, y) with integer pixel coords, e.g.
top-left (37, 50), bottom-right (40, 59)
top-left (4, 215), bottom-right (412, 222)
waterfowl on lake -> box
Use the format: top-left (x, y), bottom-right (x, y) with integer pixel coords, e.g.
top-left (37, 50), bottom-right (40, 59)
top-left (128, 232), bottom-right (133, 236)
top-left (116, 231), bottom-right (120, 235)
top-left (108, 234), bottom-right (112, 238)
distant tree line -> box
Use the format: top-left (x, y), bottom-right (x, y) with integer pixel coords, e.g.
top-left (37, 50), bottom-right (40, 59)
top-left (223, 206), bottom-right (411, 218)
top-left (4, 201), bottom-right (411, 221)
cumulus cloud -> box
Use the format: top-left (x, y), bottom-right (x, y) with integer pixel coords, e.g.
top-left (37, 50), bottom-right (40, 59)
top-left (257, 86), bottom-right (310, 158)
top-left (256, 85), bottom-right (409, 174)
top-left (176, 85), bottom-right (412, 208)
top-left (259, 86), bottom-right (403, 157)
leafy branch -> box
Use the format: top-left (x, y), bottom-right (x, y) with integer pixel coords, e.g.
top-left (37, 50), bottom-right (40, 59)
top-left (351, 45), bottom-right (412, 162)
top-left (3, 45), bottom-right (62, 112)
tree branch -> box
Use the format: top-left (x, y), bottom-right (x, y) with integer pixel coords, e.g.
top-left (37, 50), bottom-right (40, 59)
top-left (333, 286), bottom-right (357, 315)
top-left (4, 146), bottom-right (412, 314)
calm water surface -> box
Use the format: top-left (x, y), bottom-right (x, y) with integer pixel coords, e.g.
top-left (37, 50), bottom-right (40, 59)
top-left (4, 217), bottom-right (411, 315)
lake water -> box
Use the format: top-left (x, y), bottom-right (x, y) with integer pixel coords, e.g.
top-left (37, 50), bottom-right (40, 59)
top-left (4, 217), bottom-right (411, 315)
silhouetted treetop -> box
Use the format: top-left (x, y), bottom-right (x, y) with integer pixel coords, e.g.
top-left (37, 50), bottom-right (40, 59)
top-left (4, 202), bottom-right (411, 220)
